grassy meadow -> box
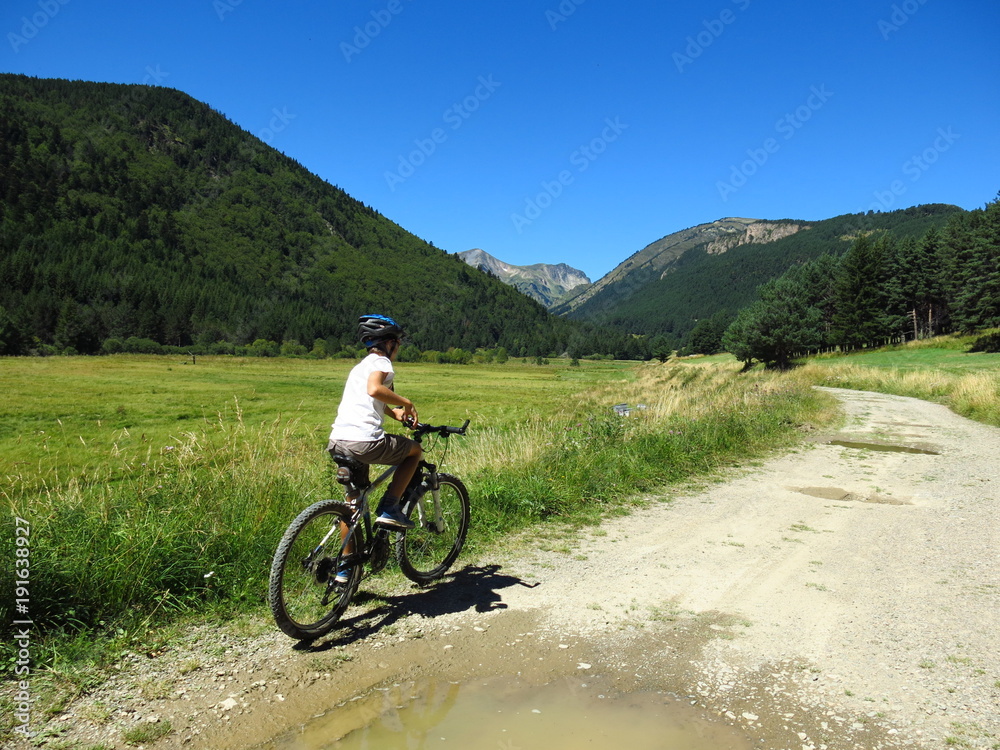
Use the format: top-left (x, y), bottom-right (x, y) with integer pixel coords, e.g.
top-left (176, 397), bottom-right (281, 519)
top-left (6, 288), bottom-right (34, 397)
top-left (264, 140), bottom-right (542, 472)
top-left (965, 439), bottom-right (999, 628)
top-left (1, 354), bottom-right (833, 649)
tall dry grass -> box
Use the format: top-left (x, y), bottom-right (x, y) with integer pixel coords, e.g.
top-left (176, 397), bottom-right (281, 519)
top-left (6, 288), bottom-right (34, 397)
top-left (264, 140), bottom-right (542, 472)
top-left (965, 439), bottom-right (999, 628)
top-left (460, 360), bottom-right (834, 535)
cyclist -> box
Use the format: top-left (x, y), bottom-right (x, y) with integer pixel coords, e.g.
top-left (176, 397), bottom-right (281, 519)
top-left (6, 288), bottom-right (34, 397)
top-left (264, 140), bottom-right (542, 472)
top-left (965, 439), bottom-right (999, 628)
top-left (327, 314), bottom-right (422, 530)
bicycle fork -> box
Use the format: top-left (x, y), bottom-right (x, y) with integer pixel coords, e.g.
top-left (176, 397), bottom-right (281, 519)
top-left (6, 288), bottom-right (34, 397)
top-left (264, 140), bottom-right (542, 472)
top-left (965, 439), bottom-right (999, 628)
top-left (405, 463), bottom-right (446, 533)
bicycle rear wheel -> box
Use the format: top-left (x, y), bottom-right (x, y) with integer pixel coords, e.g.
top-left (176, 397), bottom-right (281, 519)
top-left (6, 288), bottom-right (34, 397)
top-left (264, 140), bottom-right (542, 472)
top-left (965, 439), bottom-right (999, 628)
top-left (396, 473), bottom-right (470, 584)
top-left (268, 499), bottom-right (360, 640)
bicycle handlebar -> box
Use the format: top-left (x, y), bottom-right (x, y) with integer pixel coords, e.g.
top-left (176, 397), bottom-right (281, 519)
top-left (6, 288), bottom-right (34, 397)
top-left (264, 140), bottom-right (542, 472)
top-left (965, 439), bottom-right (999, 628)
top-left (410, 419), bottom-right (470, 438)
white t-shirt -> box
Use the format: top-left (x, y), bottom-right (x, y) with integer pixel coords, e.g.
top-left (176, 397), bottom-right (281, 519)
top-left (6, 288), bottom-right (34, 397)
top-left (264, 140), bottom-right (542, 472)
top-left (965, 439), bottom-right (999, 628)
top-left (329, 353), bottom-right (394, 442)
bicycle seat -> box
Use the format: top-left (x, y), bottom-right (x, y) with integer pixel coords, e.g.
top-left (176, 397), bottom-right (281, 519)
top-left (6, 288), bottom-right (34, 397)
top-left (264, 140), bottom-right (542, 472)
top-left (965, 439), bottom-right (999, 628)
top-left (331, 453), bottom-right (370, 491)
top-left (330, 453), bottom-right (363, 470)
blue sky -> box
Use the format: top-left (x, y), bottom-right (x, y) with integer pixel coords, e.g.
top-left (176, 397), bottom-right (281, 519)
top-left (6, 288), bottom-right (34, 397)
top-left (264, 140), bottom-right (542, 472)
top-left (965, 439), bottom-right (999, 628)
top-left (3, 0), bottom-right (998, 281)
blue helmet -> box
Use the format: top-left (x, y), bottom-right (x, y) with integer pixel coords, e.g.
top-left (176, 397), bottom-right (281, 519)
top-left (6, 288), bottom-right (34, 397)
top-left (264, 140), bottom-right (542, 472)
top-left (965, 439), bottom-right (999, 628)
top-left (357, 314), bottom-right (404, 348)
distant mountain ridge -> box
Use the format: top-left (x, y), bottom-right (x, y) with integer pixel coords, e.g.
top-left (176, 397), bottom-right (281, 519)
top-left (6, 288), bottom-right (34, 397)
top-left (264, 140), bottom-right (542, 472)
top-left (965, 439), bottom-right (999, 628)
top-left (555, 217), bottom-right (798, 314)
top-left (0, 75), bottom-right (974, 360)
top-left (458, 249), bottom-right (590, 308)
top-left (557, 204), bottom-right (964, 348)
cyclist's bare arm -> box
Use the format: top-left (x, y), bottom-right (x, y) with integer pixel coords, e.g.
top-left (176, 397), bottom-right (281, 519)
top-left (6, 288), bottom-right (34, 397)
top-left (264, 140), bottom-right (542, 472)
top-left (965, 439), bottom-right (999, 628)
top-left (367, 370), bottom-right (418, 424)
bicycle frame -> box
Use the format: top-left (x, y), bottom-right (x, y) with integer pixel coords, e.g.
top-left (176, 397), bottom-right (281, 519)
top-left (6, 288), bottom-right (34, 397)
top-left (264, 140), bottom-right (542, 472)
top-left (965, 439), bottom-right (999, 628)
top-left (323, 462), bottom-right (398, 566)
top-left (335, 460), bottom-right (445, 555)
top-left (328, 419), bottom-right (468, 568)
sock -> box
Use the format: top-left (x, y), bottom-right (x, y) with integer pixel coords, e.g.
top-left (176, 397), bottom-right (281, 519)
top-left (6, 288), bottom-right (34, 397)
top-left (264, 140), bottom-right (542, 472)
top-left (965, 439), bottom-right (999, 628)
top-left (379, 494), bottom-right (400, 513)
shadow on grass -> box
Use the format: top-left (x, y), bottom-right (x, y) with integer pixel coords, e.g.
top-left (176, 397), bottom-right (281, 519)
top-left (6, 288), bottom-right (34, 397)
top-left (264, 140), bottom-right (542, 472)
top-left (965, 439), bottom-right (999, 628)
top-left (295, 564), bottom-right (537, 651)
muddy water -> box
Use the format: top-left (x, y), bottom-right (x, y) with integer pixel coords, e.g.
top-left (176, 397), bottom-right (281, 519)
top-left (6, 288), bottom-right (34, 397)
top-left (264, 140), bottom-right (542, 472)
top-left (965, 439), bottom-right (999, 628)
top-left (828, 439), bottom-right (939, 454)
top-left (261, 676), bottom-right (753, 750)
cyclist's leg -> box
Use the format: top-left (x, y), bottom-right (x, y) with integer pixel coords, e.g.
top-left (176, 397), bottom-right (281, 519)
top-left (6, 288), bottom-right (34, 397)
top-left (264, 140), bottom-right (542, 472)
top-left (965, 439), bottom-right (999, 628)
top-left (349, 434), bottom-right (420, 503)
top-left (337, 495), bottom-right (359, 582)
top-left (327, 444), bottom-right (368, 580)
top-left (385, 441), bottom-right (423, 501)
top-left (331, 435), bottom-right (420, 528)
top-left (268, 499), bottom-right (360, 639)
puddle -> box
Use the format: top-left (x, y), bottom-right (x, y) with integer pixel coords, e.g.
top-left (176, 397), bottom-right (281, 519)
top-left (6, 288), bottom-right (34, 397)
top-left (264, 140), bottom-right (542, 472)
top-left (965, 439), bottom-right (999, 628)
top-left (259, 676), bottom-right (753, 750)
top-left (827, 440), bottom-right (939, 455)
top-left (790, 486), bottom-right (913, 505)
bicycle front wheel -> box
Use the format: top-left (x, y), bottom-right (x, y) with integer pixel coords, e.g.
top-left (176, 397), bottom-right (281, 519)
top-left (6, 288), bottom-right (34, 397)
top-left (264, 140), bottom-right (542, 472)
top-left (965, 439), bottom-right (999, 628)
top-left (396, 473), bottom-right (470, 584)
top-left (268, 499), bottom-right (360, 640)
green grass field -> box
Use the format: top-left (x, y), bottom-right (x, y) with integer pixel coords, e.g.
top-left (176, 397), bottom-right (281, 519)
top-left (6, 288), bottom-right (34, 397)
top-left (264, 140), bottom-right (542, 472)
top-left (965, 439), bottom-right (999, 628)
top-left (0, 355), bottom-right (635, 485)
top-left (1, 340), bottom-right (996, 739)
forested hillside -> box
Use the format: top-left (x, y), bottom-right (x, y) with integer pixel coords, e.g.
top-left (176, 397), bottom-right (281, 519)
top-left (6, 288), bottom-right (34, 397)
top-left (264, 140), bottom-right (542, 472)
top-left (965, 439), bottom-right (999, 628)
top-left (723, 197), bottom-right (1000, 368)
top-left (567, 205), bottom-right (964, 351)
top-left (0, 74), bottom-right (637, 358)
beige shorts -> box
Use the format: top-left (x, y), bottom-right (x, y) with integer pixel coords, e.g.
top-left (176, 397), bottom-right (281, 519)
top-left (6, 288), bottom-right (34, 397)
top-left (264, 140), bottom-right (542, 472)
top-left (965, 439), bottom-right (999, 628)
top-left (327, 434), bottom-right (416, 484)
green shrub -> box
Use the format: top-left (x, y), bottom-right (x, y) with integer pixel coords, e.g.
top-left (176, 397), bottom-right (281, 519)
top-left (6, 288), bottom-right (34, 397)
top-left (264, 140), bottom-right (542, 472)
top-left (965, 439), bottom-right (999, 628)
top-left (969, 330), bottom-right (1000, 353)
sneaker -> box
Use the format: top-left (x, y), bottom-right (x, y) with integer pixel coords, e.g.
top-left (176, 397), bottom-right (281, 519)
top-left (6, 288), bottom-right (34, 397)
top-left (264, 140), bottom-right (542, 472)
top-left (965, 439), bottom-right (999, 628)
top-left (374, 507), bottom-right (415, 530)
top-left (334, 565), bottom-right (352, 584)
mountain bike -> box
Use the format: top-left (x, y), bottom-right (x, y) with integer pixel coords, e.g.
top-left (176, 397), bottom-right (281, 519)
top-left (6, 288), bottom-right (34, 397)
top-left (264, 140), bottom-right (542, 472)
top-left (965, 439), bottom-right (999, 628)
top-left (268, 420), bottom-right (471, 641)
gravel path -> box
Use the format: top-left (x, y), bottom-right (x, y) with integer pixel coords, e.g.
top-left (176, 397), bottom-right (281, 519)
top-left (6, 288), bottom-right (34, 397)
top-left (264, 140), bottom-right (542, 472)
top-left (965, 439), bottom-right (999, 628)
top-left (497, 386), bottom-right (1000, 748)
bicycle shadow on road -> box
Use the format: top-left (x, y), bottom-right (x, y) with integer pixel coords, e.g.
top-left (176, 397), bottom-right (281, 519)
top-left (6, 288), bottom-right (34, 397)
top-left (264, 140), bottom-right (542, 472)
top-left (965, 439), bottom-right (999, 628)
top-left (298, 563), bottom-right (537, 652)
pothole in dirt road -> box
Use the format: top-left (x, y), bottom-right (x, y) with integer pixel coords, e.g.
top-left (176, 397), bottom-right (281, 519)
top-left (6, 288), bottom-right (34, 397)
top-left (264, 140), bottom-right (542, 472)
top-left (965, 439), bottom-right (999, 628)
top-left (826, 439), bottom-right (940, 455)
top-left (261, 674), bottom-right (754, 750)
top-left (787, 486), bottom-right (914, 505)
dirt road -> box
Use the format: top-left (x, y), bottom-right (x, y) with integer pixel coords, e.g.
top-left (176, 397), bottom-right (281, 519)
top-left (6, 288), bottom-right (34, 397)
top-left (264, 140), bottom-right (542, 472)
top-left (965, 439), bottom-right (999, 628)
top-left (33, 387), bottom-right (1000, 749)
top-left (492, 386), bottom-right (1000, 748)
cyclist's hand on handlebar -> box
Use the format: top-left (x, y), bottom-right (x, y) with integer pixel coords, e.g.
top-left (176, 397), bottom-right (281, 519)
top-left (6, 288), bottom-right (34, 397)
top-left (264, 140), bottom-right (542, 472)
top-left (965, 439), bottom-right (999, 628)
top-left (397, 402), bottom-right (418, 427)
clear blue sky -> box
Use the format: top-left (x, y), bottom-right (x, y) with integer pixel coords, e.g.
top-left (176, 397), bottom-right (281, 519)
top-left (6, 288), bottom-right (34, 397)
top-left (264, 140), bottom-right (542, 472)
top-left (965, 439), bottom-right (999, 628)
top-left (3, 0), bottom-right (998, 281)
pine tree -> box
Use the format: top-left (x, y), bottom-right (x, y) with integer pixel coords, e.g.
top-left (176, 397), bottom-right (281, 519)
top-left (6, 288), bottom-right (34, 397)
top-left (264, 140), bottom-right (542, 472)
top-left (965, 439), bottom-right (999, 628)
top-left (722, 277), bottom-right (821, 369)
top-left (0, 304), bottom-right (26, 355)
top-left (832, 234), bottom-right (893, 350)
top-left (53, 298), bottom-right (84, 353)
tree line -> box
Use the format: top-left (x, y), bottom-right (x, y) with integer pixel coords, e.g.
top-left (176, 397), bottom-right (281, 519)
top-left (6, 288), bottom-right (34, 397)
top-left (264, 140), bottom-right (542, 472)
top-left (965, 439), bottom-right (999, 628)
top-left (721, 196), bottom-right (1000, 369)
